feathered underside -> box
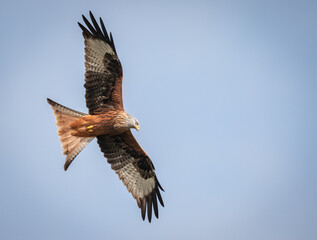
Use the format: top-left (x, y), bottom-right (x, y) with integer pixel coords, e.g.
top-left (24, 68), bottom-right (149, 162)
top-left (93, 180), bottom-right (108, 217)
top-left (97, 131), bottom-right (164, 222)
top-left (78, 12), bottom-right (165, 222)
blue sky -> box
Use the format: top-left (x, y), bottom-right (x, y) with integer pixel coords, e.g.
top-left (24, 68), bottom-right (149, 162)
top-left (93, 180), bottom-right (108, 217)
top-left (0, 0), bottom-right (316, 239)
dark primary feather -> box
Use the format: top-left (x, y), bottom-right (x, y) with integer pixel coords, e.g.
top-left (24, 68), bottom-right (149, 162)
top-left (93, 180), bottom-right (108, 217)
top-left (89, 12), bottom-right (103, 39)
top-left (82, 14), bottom-right (98, 35)
top-left (100, 17), bottom-right (111, 43)
top-left (78, 11), bottom-right (117, 53)
top-left (78, 11), bottom-right (123, 114)
top-left (97, 132), bottom-right (164, 222)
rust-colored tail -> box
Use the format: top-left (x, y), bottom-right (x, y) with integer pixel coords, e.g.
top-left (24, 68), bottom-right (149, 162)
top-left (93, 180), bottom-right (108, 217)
top-left (47, 98), bottom-right (94, 170)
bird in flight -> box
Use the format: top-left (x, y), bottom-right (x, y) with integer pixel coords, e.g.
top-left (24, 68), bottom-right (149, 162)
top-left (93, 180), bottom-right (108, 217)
top-left (47, 11), bottom-right (164, 222)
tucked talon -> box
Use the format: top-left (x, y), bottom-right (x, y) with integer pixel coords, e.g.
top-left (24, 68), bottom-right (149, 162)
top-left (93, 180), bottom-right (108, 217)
top-left (86, 125), bottom-right (94, 132)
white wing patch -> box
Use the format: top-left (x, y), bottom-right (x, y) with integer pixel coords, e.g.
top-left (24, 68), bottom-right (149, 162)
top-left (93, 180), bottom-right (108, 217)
top-left (84, 38), bottom-right (115, 73)
top-left (98, 135), bottom-right (157, 201)
top-left (117, 162), bottom-right (156, 198)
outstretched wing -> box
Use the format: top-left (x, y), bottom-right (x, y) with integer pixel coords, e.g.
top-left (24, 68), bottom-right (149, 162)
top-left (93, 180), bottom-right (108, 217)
top-left (78, 11), bottom-right (123, 114)
top-left (97, 131), bottom-right (164, 222)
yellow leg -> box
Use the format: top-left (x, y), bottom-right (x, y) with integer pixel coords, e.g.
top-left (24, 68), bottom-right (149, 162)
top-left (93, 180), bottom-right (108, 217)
top-left (86, 125), bottom-right (94, 132)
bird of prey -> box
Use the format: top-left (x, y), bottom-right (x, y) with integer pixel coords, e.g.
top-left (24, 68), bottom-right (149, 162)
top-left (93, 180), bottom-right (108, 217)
top-left (47, 12), bottom-right (164, 222)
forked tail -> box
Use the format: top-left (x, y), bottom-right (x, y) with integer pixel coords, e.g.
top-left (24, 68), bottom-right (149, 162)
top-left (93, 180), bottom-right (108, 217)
top-left (47, 98), bottom-right (94, 170)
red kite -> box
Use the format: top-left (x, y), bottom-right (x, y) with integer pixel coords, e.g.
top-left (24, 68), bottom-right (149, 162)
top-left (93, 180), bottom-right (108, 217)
top-left (47, 12), bottom-right (164, 222)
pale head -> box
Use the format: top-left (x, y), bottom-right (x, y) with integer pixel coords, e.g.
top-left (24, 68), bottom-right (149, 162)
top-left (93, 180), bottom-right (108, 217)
top-left (116, 112), bottom-right (140, 131)
top-left (128, 115), bottom-right (140, 131)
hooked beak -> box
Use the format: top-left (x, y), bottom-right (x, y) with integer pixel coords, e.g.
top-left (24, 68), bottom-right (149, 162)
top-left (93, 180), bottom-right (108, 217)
top-left (135, 125), bottom-right (140, 131)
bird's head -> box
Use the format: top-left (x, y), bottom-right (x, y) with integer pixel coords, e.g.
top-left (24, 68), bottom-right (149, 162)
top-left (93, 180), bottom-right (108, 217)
top-left (126, 114), bottom-right (140, 131)
top-left (115, 112), bottom-right (140, 131)
top-left (132, 117), bottom-right (140, 131)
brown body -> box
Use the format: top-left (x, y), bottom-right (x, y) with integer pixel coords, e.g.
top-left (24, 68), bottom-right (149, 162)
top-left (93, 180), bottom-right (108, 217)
top-left (70, 111), bottom-right (129, 137)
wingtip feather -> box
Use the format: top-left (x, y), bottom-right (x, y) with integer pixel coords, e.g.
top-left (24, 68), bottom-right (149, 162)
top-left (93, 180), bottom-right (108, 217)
top-left (147, 195), bottom-right (153, 222)
top-left (156, 187), bottom-right (164, 207)
top-left (153, 193), bottom-right (159, 219)
top-left (141, 199), bottom-right (146, 220)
